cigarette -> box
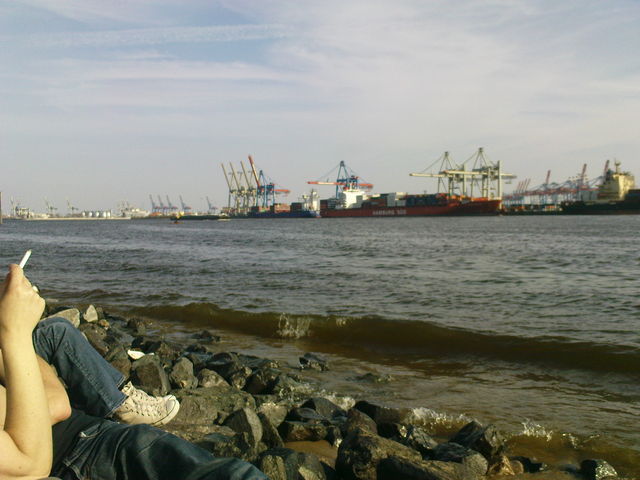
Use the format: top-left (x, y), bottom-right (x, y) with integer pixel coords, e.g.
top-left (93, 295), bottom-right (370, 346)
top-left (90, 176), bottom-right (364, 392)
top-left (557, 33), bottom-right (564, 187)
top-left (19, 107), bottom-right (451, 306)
top-left (18, 250), bottom-right (32, 269)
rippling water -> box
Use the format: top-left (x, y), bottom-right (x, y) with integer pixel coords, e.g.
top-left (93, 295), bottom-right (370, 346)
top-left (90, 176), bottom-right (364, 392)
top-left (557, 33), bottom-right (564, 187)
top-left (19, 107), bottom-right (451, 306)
top-left (1, 216), bottom-right (639, 474)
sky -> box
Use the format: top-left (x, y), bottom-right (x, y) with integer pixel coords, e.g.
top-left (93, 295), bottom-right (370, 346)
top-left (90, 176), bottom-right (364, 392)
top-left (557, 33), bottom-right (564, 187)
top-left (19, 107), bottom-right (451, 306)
top-left (1, 0), bottom-right (639, 212)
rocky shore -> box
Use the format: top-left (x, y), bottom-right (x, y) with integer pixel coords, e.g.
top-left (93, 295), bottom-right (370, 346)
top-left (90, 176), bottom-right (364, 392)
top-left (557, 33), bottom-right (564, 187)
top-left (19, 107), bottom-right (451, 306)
top-left (46, 304), bottom-right (627, 480)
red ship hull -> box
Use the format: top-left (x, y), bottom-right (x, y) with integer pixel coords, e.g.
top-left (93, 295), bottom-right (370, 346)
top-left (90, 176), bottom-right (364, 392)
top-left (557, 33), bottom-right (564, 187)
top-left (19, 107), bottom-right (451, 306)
top-left (320, 199), bottom-right (501, 217)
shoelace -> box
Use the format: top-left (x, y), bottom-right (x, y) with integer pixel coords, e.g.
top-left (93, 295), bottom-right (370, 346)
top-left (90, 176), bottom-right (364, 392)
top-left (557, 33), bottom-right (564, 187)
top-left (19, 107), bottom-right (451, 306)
top-left (121, 383), bottom-right (169, 417)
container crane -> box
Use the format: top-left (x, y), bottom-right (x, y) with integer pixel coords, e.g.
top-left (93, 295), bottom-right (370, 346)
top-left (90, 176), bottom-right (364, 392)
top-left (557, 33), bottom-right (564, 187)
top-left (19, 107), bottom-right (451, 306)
top-left (307, 160), bottom-right (373, 197)
top-left (179, 195), bottom-right (192, 214)
top-left (247, 155), bottom-right (290, 208)
top-left (66, 199), bottom-right (79, 216)
top-left (206, 196), bottom-right (217, 214)
top-left (44, 198), bottom-right (58, 217)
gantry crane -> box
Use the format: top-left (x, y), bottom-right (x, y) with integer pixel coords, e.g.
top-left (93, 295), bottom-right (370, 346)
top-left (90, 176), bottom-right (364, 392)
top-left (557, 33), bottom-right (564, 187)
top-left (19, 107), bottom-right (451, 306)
top-left (307, 160), bottom-right (373, 197)
top-left (247, 155), bottom-right (290, 208)
top-left (410, 148), bottom-right (515, 199)
top-left (179, 195), bottom-right (192, 214)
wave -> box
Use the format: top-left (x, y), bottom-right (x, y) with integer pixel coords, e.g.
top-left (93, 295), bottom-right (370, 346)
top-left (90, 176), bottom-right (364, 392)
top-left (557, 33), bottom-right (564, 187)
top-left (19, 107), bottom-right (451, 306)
top-left (130, 302), bottom-right (640, 376)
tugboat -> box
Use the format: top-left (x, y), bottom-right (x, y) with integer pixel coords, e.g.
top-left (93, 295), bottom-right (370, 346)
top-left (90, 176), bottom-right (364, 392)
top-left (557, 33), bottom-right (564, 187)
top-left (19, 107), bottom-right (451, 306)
top-left (561, 161), bottom-right (640, 214)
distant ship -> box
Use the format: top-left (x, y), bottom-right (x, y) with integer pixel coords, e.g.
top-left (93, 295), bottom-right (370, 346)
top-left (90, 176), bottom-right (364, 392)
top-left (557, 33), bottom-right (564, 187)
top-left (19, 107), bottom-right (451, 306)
top-left (320, 190), bottom-right (500, 217)
top-left (561, 161), bottom-right (640, 214)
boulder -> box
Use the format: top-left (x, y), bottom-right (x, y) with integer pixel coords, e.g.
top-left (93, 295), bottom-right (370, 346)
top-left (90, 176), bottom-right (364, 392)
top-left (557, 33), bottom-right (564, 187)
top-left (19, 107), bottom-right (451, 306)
top-left (397, 425), bottom-right (438, 456)
top-left (353, 400), bottom-right (412, 426)
top-left (278, 421), bottom-right (329, 442)
top-left (301, 397), bottom-right (347, 419)
top-left (258, 412), bottom-right (284, 448)
top-left (193, 329), bottom-right (221, 342)
top-left (342, 408), bottom-right (378, 436)
top-left (82, 305), bottom-right (99, 323)
top-left (244, 368), bottom-right (281, 395)
top-left (487, 455), bottom-right (516, 475)
top-left (222, 408), bottom-right (263, 450)
top-left (78, 323), bottom-right (110, 356)
top-left (510, 456), bottom-right (546, 473)
top-left (300, 352), bottom-right (329, 371)
top-left (173, 386), bottom-right (256, 425)
top-left (286, 407), bottom-right (328, 423)
top-left (257, 401), bottom-right (289, 428)
top-left (104, 345), bottom-right (131, 378)
top-left (378, 456), bottom-right (478, 480)
top-left (46, 308), bottom-right (80, 328)
top-left (256, 448), bottom-right (303, 480)
top-left (336, 429), bottom-right (422, 480)
top-left (449, 421), bottom-right (505, 460)
top-left (297, 452), bottom-right (327, 480)
top-left (580, 459), bottom-right (618, 480)
top-left (199, 428), bottom-right (250, 461)
top-left (169, 357), bottom-right (198, 389)
top-left (130, 354), bottom-right (171, 396)
top-left (266, 374), bottom-right (304, 397)
top-left (432, 443), bottom-right (488, 477)
top-left (197, 368), bottom-right (229, 388)
top-left (127, 317), bottom-right (147, 335)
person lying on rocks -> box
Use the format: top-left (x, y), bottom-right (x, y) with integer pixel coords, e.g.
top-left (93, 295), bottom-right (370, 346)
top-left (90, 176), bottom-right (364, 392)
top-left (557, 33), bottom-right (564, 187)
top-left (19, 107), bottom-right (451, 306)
top-left (0, 264), bottom-right (268, 480)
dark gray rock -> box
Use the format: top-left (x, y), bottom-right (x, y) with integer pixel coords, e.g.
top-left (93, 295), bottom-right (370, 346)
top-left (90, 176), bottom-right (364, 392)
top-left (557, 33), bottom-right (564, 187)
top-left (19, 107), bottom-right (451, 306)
top-left (78, 323), bottom-right (110, 356)
top-left (510, 455), bottom-right (546, 473)
top-left (199, 428), bottom-right (252, 461)
top-left (432, 442), bottom-right (488, 477)
top-left (173, 386), bottom-right (256, 425)
top-left (298, 452), bottom-right (327, 480)
top-left (580, 459), bottom-right (618, 480)
top-left (193, 330), bottom-right (221, 342)
top-left (169, 357), bottom-right (198, 389)
top-left (104, 345), bottom-right (131, 378)
top-left (257, 401), bottom-right (289, 428)
top-left (130, 354), bottom-right (171, 396)
top-left (196, 368), bottom-right (229, 388)
top-left (487, 455), bottom-right (516, 476)
top-left (336, 429), bottom-right (422, 480)
top-left (378, 456), bottom-right (478, 480)
top-left (353, 400), bottom-right (412, 426)
top-left (342, 408), bottom-right (378, 436)
top-left (244, 368), bottom-right (281, 395)
top-left (223, 408), bottom-right (263, 449)
top-left (256, 448), bottom-right (302, 480)
top-left (258, 412), bottom-right (284, 448)
top-left (378, 422), bottom-right (407, 439)
top-left (354, 372), bottom-right (392, 383)
top-left (449, 421), bottom-right (505, 460)
top-left (301, 397), bottom-right (347, 419)
top-left (397, 425), bottom-right (438, 457)
top-left (266, 374), bottom-right (303, 397)
top-left (286, 407), bottom-right (328, 423)
top-left (278, 420), bottom-right (329, 442)
top-left (300, 352), bottom-right (329, 371)
top-left (127, 317), bottom-right (148, 335)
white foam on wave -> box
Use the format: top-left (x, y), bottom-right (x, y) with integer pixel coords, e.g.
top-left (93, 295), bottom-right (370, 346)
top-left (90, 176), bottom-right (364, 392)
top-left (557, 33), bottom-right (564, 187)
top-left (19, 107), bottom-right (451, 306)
top-left (276, 313), bottom-right (311, 338)
top-left (409, 407), bottom-right (473, 429)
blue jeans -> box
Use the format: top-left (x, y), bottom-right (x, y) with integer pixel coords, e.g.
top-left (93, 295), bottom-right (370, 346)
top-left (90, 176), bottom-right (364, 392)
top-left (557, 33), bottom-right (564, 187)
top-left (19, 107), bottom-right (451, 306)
top-left (33, 317), bottom-right (126, 417)
top-left (52, 419), bottom-right (267, 480)
top-left (34, 318), bottom-right (268, 480)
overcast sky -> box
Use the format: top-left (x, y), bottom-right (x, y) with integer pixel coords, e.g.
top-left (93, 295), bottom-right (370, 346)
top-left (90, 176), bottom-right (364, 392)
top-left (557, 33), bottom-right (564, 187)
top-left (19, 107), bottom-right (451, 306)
top-left (1, 0), bottom-right (639, 212)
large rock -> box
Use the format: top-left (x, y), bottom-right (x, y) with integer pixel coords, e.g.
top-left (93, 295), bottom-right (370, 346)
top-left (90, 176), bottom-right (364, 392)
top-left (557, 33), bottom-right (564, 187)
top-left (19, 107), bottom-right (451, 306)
top-left (301, 397), bottom-right (347, 419)
top-left (580, 459), bottom-right (618, 480)
top-left (336, 429), bottom-right (422, 480)
top-left (78, 323), bottom-right (110, 356)
top-left (130, 354), bottom-right (171, 396)
top-left (104, 345), bottom-right (131, 378)
top-left (196, 368), bottom-right (229, 388)
top-left (297, 452), bottom-right (327, 480)
top-left (173, 386), bottom-right (256, 425)
top-left (300, 352), bottom-right (329, 371)
top-left (342, 408), bottom-right (378, 436)
top-left (256, 448), bottom-right (303, 480)
top-left (258, 412), bottom-right (284, 448)
top-left (244, 368), bottom-right (281, 394)
top-left (257, 401), bottom-right (289, 428)
top-left (169, 357), bottom-right (198, 389)
top-left (82, 304), bottom-right (99, 323)
top-left (45, 308), bottom-right (80, 328)
top-left (449, 421), bottom-right (505, 460)
top-left (432, 442), bottom-right (488, 477)
top-left (279, 421), bottom-right (329, 442)
top-left (223, 408), bottom-right (263, 450)
top-left (378, 456), bottom-right (479, 480)
top-left (353, 400), bottom-right (412, 426)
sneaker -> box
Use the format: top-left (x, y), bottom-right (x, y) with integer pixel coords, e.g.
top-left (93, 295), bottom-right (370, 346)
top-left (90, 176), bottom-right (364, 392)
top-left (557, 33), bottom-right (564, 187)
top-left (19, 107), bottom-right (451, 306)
top-left (114, 382), bottom-right (180, 426)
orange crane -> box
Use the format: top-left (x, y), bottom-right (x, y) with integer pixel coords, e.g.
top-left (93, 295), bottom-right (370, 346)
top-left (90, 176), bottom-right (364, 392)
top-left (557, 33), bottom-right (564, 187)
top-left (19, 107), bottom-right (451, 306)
top-left (307, 160), bottom-right (373, 197)
top-left (247, 155), bottom-right (290, 207)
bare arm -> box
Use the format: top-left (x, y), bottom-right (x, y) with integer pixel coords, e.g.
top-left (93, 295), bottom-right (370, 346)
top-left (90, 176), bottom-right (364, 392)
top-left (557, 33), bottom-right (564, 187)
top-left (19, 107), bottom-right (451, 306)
top-left (0, 354), bottom-right (72, 427)
top-left (0, 265), bottom-right (52, 479)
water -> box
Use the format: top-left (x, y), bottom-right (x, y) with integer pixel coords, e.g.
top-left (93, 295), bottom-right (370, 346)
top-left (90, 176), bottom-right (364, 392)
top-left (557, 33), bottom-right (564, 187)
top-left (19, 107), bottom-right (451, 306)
top-left (1, 216), bottom-right (639, 474)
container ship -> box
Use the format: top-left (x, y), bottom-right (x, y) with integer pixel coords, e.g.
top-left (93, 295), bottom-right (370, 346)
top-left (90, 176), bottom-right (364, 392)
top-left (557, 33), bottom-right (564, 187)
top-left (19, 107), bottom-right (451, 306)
top-left (319, 191), bottom-right (500, 217)
top-left (312, 149), bottom-right (512, 218)
top-left (244, 202), bottom-right (319, 218)
top-left (561, 161), bottom-right (640, 214)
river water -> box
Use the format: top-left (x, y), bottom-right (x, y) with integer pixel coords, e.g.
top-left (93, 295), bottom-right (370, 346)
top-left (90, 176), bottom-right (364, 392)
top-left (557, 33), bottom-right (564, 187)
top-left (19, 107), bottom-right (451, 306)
top-left (1, 216), bottom-right (638, 475)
